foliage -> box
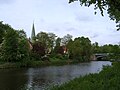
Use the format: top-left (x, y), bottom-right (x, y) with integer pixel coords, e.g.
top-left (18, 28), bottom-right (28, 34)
top-left (0, 22), bottom-right (30, 62)
top-left (48, 33), bottom-right (56, 51)
top-left (51, 62), bottom-right (120, 90)
top-left (31, 41), bottom-right (45, 60)
top-left (69, 0), bottom-right (120, 30)
top-left (0, 21), bottom-right (120, 67)
top-left (61, 34), bottom-right (72, 46)
top-left (92, 43), bottom-right (120, 60)
top-left (17, 30), bottom-right (30, 62)
top-left (36, 32), bottom-right (56, 54)
top-left (67, 37), bottom-right (92, 61)
top-left (2, 29), bottom-right (19, 62)
top-left (0, 21), bottom-right (14, 43)
top-left (0, 22), bottom-right (5, 44)
top-left (54, 37), bottom-right (61, 54)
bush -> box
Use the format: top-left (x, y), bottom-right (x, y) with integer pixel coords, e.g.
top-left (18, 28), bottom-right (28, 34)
top-left (51, 62), bottom-right (120, 90)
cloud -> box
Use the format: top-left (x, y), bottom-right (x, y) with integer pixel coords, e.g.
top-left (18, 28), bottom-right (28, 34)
top-left (75, 15), bottom-right (93, 22)
top-left (0, 0), bottom-right (15, 4)
top-left (108, 32), bottom-right (120, 37)
top-left (0, 0), bottom-right (119, 45)
top-left (66, 27), bottom-right (77, 31)
top-left (90, 34), bottom-right (99, 38)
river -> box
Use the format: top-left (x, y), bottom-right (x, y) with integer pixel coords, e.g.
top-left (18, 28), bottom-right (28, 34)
top-left (0, 61), bottom-right (111, 90)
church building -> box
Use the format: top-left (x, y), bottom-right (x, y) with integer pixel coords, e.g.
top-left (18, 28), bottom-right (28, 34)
top-left (31, 22), bottom-right (36, 43)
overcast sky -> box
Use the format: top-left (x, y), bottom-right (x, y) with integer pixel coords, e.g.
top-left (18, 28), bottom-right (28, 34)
top-left (0, 0), bottom-right (120, 45)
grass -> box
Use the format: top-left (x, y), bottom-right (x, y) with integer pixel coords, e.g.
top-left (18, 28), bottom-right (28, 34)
top-left (0, 58), bottom-right (80, 69)
top-left (0, 62), bottom-right (17, 69)
top-left (50, 62), bottom-right (120, 90)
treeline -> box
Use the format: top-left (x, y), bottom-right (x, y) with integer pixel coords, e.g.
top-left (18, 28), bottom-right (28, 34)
top-left (32, 33), bottom-right (92, 62)
top-left (0, 21), bottom-right (30, 63)
top-left (0, 21), bottom-right (93, 64)
top-left (92, 42), bottom-right (120, 60)
top-left (0, 21), bottom-right (120, 66)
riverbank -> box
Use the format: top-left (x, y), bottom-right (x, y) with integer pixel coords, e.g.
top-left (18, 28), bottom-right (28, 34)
top-left (0, 59), bottom-right (81, 69)
top-left (51, 62), bottom-right (120, 90)
top-left (0, 61), bottom-right (111, 90)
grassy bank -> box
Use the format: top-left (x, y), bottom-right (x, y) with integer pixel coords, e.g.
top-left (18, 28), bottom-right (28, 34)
top-left (50, 62), bottom-right (120, 90)
top-left (0, 59), bottom-right (80, 69)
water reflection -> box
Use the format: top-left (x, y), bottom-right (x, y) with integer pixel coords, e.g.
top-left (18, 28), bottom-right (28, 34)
top-left (0, 61), bottom-right (111, 90)
top-left (0, 69), bottom-right (28, 90)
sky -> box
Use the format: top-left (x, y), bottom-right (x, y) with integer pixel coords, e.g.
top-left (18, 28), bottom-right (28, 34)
top-left (0, 0), bottom-right (120, 45)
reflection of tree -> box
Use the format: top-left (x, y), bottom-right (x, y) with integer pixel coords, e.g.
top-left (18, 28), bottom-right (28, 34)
top-left (0, 69), bottom-right (28, 90)
top-left (27, 68), bottom-right (53, 89)
top-left (27, 66), bottom-right (74, 89)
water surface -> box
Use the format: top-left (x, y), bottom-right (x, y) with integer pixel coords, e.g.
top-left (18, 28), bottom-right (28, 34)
top-left (0, 61), bottom-right (111, 90)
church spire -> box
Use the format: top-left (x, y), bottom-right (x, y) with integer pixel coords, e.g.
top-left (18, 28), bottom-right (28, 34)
top-left (31, 22), bottom-right (36, 43)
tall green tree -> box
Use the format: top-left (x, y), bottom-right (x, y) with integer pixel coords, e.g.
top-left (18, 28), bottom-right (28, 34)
top-left (54, 37), bottom-right (61, 53)
top-left (36, 32), bottom-right (51, 54)
top-left (48, 33), bottom-right (57, 52)
top-left (71, 38), bottom-right (82, 60)
top-left (0, 23), bottom-right (30, 62)
top-left (0, 22), bottom-right (5, 44)
top-left (66, 39), bottom-right (73, 58)
top-left (2, 29), bottom-right (19, 62)
top-left (68, 37), bottom-right (92, 61)
top-left (61, 34), bottom-right (72, 46)
top-left (17, 30), bottom-right (30, 61)
top-left (36, 32), bottom-right (49, 47)
top-left (81, 37), bottom-right (92, 60)
top-left (0, 21), bottom-right (14, 44)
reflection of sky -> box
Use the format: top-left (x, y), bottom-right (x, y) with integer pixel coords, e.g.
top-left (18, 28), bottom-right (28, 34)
top-left (26, 61), bottom-right (111, 89)
top-left (0, 0), bottom-right (120, 45)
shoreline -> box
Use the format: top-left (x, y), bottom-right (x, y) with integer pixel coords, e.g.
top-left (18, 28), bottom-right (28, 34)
top-left (0, 60), bottom-right (82, 69)
top-left (0, 59), bottom-right (111, 69)
top-left (50, 62), bottom-right (120, 90)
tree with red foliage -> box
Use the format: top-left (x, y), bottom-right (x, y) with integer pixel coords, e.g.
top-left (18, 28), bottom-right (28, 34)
top-left (32, 41), bottom-right (45, 59)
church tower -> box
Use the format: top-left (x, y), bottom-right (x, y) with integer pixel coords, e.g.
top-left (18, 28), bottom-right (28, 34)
top-left (31, 22), bottom-right (36, 43)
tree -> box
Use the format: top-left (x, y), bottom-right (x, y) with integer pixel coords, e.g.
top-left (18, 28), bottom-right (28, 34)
top-left (61, 34), bottom-right (72, 46)
top-left (69, 0), bottom-right (120, 30)
top-left (54, 37), bottom-right (61, 53)
top-left (32, 41), bottom-right (45, 60)
top-left (68, 37), bottom-right (92, 61)
top-left (66, 39), bottom-right (73, 58)
top-left (0, 23), bottom-right (30, 62)
top-left (71, 38), bottom-right (82, 60)
top-left (80, 37), bottom-right (92, 60)
top-left (0, 21), bottom-right (14, 44)
top-left (55, 37), bottom-right (61, 47)
top-left (48, 33), bottom-right (57, 52)
top-left (0, 21), bottom-right (17, 61)
top-left (18, 30), bottom-right (27, 38)
top-left (2, 29), bottom-right (19, 62)
top-left (36, 32), bottom-right (57, 54)
top-left (17, 30), bottom-right (30, 61)
top-left (92, 42), bottom-right (101, 53)
top-left (36, 32), bottom-right (49, 48)
top-left (0, 22), bottom-right (5, 44)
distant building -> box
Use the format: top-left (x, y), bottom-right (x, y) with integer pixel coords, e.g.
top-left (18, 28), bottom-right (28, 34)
top-left (57, 45), bottom-right (68, 55)
top-left (28, 39), bottom-right (33, 50)
top-left (31, 22), bottom-right (36, 43)
top-left (62, 46), bottom-right (68, 54)
top-left (27, 22), bottom-right (36, 50)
